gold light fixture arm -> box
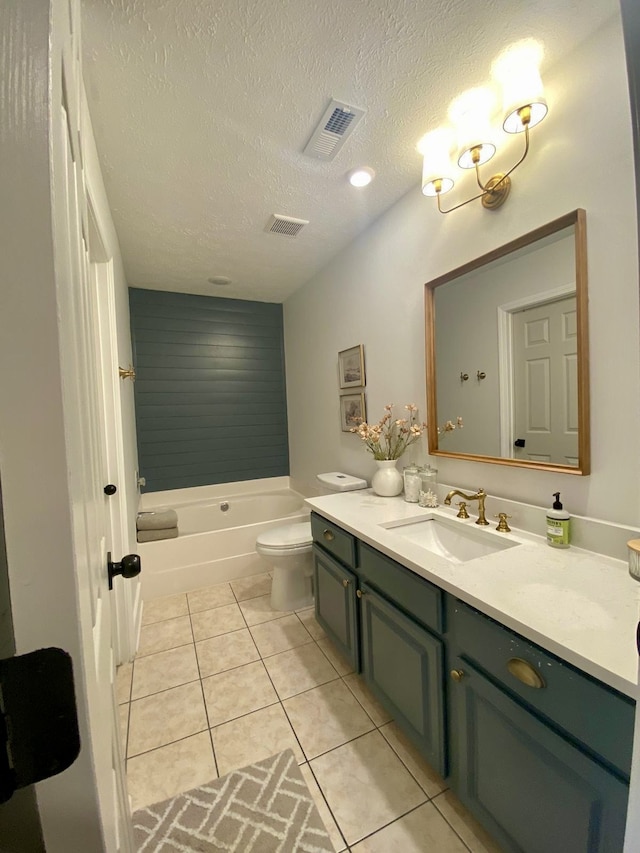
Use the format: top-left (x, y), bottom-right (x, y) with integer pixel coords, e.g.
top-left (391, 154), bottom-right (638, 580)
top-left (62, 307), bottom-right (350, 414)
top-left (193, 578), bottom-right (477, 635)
top-left (436, 185), bottom-right (490, 215)
top-left (497, 121), bottom-right (531, 184)
top-left (436, 109), bottom-right (533, 215)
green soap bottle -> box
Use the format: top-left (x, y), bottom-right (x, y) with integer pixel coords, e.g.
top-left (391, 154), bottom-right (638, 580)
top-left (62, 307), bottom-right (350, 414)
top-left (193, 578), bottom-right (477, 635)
top-left (546, 492), bottom-right (570, 548)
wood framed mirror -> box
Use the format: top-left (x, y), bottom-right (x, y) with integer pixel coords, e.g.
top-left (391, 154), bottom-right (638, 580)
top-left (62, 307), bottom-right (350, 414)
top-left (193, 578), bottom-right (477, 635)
top-left (425, 209), bottom-right (589, 475)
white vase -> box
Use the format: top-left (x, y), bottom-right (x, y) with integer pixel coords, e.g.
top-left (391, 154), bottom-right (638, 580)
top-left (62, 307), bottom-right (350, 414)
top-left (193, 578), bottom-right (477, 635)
top-left (371, 460), bottom-right (403, 497)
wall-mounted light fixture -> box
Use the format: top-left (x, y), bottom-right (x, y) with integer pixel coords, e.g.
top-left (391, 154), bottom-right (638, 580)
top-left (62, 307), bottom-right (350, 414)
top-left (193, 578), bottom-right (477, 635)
top-left (418, 40), bottom-right (548, 214)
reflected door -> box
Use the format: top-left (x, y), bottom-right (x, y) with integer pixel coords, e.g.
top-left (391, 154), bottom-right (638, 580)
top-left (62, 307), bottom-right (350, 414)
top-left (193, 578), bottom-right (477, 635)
top-left (512, 296), bottom-right (579, 465)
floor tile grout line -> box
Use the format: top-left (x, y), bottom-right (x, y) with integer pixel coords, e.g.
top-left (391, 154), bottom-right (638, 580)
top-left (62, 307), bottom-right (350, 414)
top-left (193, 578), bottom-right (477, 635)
top-left (122, 701), bottom-right (132, 770)
top-left (254, 633), bottom-right (310, 767)
top-left (130, 674), bottom-right (202, 704)
top-left (135, 639), bottom-right (194, 660)
top-left (127, 726), bottom-right (211, 762)
top-left (257, 641), bottom-right (353, 853)
top-left (339, 672), bottom-right (390, 730)
top-left (344, 799), bottom-right (432, 850)
top-left (139, 575), bottom-right (275, 627)
top-left (377, 724), bottom-right (447, 801)
top-left (301, 760), bottom-right (351, 853)
top-left (197, 672), bottom-right (220, 777)
top-left (197, 650), bottom-right (263, 681)
top-left (252, 635), bottom-right (316, 662)
top-left (207, 698), bottom-right (282, 732)
top-left (188, 603), bottom-right (225, 777)
top-left (431, 793), bottom-right (482, 853)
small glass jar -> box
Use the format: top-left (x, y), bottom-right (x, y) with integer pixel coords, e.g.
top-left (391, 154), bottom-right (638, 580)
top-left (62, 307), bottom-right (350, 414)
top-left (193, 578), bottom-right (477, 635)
top-left (403, 464), bottom-right (422, 503)
top-left (419, 465), bottom-right (438, 507)
top-left (420, 465), bottom-right (437, 491)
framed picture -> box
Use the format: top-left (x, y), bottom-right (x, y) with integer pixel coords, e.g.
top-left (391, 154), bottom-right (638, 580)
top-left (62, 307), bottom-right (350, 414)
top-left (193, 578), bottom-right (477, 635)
top-left (338, 344), bottom-right (365, 389)
top-left (340, 392), bottom-right (366, 432)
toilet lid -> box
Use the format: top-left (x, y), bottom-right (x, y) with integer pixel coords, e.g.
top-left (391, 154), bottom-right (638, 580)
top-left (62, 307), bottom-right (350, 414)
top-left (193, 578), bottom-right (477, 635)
top-left (256, 521), bottom-right (312, 549)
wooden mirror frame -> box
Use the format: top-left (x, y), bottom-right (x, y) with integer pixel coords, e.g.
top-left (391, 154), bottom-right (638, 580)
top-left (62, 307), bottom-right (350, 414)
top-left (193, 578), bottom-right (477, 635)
top-left (425, 209), bottom-right (590, 475)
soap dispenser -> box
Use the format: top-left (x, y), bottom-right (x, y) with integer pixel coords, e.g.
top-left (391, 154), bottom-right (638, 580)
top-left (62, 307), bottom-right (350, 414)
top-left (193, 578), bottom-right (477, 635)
top-left (546, 492), bottom-right (570, 548)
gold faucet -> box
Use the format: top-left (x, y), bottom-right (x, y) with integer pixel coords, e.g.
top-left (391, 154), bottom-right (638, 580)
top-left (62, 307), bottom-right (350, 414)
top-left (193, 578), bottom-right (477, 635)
top-left (444, 488), bottom-right (489, 526)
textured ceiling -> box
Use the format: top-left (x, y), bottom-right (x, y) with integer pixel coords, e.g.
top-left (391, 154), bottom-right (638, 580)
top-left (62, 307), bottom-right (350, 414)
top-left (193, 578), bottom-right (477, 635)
top-left (82, 0), bottom-right (616, 302)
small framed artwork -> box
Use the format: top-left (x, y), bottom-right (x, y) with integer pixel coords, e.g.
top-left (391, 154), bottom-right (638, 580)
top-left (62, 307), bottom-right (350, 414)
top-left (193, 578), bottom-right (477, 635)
top-left (340, 392), bottom-right (366, 432)
top-left (338, 344), bottom-right (365, 389)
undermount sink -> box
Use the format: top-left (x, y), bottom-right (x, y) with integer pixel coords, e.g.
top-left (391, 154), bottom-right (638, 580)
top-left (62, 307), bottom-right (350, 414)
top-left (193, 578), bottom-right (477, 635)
top-left (382, 516), bottom-right (519, 564)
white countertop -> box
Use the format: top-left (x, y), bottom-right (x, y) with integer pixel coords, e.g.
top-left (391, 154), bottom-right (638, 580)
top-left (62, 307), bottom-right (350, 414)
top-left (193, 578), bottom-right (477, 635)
top-left (306, 490), bottom-right (640, 699)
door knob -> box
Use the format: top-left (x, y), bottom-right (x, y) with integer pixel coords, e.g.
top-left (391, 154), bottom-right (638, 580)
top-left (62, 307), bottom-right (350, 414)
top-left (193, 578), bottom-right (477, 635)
top-left (104, 484), bottom-right (117, 496)
top-left (107, 552), bottom-right (141, 590)
top-left (450, 669), bottom-right (465, 682)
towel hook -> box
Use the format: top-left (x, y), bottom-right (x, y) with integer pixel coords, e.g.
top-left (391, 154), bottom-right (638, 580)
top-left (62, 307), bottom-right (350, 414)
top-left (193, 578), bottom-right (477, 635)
top-left (119, 365), bottom-right (136, 381)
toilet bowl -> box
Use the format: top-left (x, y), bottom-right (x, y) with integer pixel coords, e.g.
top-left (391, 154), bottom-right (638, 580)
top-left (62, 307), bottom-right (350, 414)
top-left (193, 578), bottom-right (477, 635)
top-left (256, 521), bottom-right (314, 611)
top-left (255, 472), bottom-right (367, 611)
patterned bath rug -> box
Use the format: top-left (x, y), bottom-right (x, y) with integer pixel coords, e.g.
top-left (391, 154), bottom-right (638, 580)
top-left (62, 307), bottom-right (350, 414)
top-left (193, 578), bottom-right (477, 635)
top-left (132, 748), bottom-right (336, 852)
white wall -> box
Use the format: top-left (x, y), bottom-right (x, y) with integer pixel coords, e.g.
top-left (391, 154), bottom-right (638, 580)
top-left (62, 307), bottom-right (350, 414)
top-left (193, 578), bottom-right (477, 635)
top-left (284, 12), bottom-right (640, 527)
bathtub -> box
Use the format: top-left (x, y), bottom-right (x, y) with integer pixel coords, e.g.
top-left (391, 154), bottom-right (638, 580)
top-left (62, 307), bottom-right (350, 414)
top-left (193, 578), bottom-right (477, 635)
top-left (137, 477), bottom-right (309, 600)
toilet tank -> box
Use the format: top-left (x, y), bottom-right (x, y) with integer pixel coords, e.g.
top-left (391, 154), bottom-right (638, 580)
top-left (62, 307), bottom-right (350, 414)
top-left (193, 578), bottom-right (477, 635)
top-left (316, 472), bottom-right (368, 493)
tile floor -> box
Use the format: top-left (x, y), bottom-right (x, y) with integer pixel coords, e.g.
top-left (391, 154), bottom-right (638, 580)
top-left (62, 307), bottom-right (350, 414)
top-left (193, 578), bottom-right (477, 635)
top-left (117, 572), bottom-right (504, 852)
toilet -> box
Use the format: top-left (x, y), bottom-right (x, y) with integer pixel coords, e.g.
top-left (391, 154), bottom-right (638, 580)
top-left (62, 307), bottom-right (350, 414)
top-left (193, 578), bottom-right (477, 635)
top-left (255, 472), bottom-right (368, 611)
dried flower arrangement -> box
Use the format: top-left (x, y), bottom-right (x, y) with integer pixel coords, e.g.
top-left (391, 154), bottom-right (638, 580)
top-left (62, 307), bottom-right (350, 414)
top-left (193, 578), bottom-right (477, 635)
top-left (350, 403), bottom-right (462, 460)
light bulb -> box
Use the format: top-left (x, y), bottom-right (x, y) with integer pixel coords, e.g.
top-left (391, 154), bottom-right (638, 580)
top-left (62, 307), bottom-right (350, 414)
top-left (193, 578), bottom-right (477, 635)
top-left (449, 87), bottom-right (497, 169)
top-left (419, 128), bottom-right (455, 196)
top-left (492, 40), bottom-right (548, 133)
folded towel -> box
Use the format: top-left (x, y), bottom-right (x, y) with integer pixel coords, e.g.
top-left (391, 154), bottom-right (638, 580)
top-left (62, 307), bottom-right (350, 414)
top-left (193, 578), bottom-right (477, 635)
top-left (137, 527), bottom-right (179, 543)
top-left (137, 509), bottom-right (178, 531)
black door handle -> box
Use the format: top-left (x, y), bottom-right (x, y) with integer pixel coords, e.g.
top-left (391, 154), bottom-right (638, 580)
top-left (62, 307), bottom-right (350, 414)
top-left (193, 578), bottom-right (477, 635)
top-left (514, 439), bottom-right (526, 448)
top-left (104, 484), bottom-right (117, 496)
top-left (107, 552), bottom-right (141, 590)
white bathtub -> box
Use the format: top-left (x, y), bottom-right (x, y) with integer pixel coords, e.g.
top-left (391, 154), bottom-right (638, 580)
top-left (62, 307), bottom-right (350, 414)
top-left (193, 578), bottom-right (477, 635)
top-left (137, 477), bottom-right (309, 599)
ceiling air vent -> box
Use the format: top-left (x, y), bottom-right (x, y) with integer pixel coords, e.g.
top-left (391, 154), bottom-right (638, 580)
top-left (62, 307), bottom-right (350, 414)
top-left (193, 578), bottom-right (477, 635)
top-left (265, 214), bottom-right (309, 237)
top-left (303, 99), bottom-right (366, 161)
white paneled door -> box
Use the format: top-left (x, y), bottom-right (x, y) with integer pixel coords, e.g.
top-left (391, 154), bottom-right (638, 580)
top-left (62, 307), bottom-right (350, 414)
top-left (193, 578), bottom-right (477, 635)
top-left (53, 8), bottom-right (133, 851)
top-left (1, 0), bottom-right (132, 849)
top-left (512, 296), bottom-right (579, 466)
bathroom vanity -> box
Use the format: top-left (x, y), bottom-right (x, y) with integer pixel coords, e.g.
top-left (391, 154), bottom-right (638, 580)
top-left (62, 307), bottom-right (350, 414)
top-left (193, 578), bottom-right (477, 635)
top-left (306, 491), bottom-right (639, 853)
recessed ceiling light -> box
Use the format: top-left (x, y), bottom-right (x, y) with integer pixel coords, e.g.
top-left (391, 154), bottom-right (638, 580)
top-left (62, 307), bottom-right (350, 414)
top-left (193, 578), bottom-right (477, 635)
top-left (348, 167), bottom-right (375, 187)
top-left (207, 276), bottom-right (232, 286)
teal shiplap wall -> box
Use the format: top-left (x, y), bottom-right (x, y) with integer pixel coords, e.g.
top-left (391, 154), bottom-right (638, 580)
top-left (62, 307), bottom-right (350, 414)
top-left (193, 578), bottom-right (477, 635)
top-left (129, 289), bottom-right (289, 492)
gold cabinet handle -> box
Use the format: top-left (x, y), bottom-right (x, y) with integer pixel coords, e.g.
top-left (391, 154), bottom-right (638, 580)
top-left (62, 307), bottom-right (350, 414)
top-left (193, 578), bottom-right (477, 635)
top-left (342, 578), bottom-right (350, 588)
top-left (450, 669), bottom-right (465, 682)
top-left (356, 589), bottom-right (365, 599)
top-left (323, 529), bottom-right (335, 542)
top-left (507, 658), bottom-right (545, 689)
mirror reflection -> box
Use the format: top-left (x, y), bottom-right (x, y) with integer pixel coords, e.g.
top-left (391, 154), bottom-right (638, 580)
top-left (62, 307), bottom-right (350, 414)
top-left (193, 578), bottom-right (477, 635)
top-left (425, 209), bottom-right (589, 474)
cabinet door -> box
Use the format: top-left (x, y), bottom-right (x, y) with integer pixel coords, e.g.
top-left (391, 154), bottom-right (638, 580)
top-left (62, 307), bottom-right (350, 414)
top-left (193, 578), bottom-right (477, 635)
top-left (359, 583), bottom-right (445, 776)
top-left (449, 656), bottom-right (628, 853)
top-left (313, 545), bottom-right (359, 671)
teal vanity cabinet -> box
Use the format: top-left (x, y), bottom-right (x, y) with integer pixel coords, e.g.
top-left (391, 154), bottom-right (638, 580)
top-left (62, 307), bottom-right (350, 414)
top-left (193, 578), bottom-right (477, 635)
top-left (311, 512), bottom-right (446, 776)
top-left (448, 599), bottom-right (634, 853)
top-left (311, 511), bottom-right (634, 853)
top-left (311, 513), bottom-right (360, 671)
top-left (358, 544), bottom-right (446, 777)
